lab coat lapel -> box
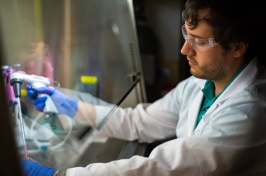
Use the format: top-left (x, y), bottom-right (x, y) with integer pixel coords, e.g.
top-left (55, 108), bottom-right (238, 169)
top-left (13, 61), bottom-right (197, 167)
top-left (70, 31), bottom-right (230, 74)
top-left (217, 58), bottom-right (258, 101)
top-left (187, 92), bottom-right (203, 136)
top-left (208, 58), bottom-right (258, 108)
top-left (197, 58), bottom-right (259, 128)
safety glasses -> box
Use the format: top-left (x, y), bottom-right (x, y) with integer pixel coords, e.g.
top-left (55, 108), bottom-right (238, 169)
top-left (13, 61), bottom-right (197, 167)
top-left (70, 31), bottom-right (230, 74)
top-left (181, 24), bottom-right (219, 51)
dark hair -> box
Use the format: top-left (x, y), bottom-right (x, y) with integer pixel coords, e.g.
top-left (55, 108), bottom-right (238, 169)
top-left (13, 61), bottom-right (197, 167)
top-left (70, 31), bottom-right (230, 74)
top-left (182, 0), bottom-right (266, 60)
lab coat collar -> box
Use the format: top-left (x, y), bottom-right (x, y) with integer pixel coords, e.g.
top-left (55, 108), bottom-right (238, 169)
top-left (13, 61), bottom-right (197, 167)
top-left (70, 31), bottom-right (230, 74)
top-left (192, 77), bottom-right (206, 89)
top-left (187, 92), bottom-right (203, 135)
top-left (213, 58), bottom-right (258, 104)
top-left (193, 57), bottom-right (259, 104)
top-left (187, 77), bottom-right (206, 135)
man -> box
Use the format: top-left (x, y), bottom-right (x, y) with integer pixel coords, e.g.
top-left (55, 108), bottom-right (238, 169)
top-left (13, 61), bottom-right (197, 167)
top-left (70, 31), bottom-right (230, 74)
top-left (22, 0), bottom-right (266, 175)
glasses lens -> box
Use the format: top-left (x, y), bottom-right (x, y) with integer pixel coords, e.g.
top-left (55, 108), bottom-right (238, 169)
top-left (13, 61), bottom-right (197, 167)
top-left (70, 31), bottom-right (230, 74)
top-left (181, 24), bottom-right (218, 51)
top-left (181, 25), bottom-right (198, 50)
top-left (181, 25), bottom-right (187, 39)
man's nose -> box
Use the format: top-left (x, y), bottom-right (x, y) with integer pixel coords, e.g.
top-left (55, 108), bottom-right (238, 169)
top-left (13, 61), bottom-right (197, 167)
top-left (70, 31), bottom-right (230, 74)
top-left (181, 40), bottom-right (194, 55)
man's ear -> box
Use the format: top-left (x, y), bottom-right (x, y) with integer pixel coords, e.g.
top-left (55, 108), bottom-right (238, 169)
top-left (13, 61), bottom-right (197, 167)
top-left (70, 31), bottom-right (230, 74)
top-left (232, 42), bottom-right (249, 58)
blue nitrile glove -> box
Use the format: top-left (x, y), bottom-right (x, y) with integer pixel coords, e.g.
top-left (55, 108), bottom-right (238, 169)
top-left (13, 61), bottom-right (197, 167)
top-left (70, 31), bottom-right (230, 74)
top-left (27, 85), bottom-right (78, 118)
top-left (21, 159), bottom-right (58, 176)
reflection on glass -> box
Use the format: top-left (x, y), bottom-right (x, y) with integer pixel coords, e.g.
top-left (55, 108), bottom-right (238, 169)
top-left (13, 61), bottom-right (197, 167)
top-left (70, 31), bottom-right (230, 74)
top-left (0, 0), bottom-right (145, 168)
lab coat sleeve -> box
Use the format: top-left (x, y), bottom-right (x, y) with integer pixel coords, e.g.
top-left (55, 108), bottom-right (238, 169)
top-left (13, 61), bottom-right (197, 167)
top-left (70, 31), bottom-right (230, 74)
top-left (95, 82), bottom-right (184, 143)
top-left (65, 137), bottom-right (266, 176)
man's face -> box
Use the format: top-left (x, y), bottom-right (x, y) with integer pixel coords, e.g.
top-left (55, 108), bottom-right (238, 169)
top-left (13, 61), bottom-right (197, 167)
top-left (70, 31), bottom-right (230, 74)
top-left (180, 9), bottom-right (237, 82)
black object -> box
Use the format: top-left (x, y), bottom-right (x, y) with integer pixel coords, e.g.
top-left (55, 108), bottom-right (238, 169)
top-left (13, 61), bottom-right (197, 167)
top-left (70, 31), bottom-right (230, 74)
top-left (133, 0), bottom-right (161, 102)
top-left (0, 25), bottom-right (24, 176)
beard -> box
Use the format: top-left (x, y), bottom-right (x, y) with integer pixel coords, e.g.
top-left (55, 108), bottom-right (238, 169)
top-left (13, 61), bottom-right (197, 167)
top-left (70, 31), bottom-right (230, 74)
top-left (190, 61), bottom-right (226, 81)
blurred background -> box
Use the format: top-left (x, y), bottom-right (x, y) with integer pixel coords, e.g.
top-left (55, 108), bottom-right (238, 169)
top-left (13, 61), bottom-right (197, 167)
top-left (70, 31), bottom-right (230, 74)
top-left (133, 0), bottom-right (189, 102)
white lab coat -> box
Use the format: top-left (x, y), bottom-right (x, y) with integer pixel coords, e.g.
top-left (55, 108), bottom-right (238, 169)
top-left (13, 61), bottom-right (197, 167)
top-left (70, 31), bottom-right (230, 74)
top-left (67, 58), bottom-right (266, 175)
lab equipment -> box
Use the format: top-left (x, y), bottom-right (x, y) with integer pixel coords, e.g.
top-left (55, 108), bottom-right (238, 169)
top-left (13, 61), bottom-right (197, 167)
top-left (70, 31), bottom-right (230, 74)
top-left (2, 64), bottom-right (30, 105)
top-left (0, 0), bottom-right (147, 169)
top-left (2, 65), bottom-right (29, 159)
top-left (2, 65), bottom-right (16, 105)
top-left (2, 65), bottom-right (60, 160)
top-left (10, 72), bottom-right (58, 117)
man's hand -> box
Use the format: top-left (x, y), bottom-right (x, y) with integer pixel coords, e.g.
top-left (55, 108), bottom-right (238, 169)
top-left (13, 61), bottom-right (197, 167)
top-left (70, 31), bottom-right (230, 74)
top-left (21, 159), bottom-right (58, 176)
top-left (27, 85), bottom-right (78, 118)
